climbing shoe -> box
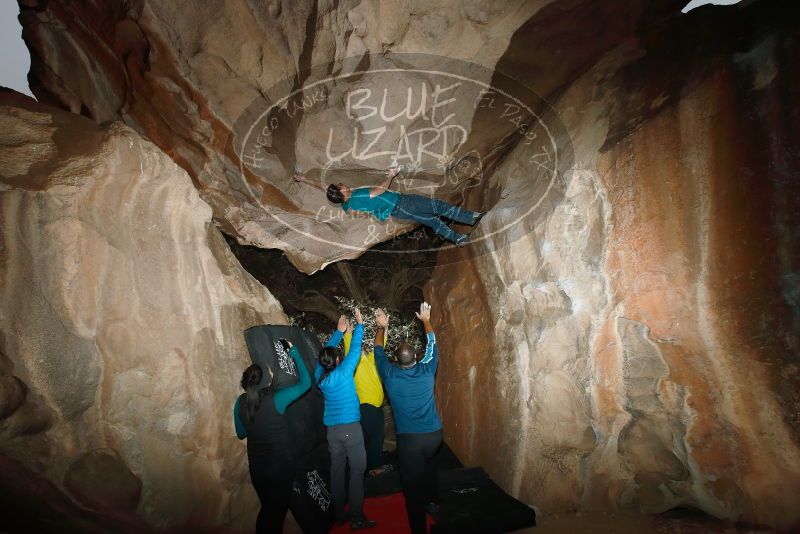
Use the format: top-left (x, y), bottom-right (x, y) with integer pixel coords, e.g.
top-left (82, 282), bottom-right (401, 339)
top-left (455, 234), bottom-right (470, 248)
top-left (350, 516), bottom-right (377, 530)
top-left (471, 211), bottom-right (485, 225)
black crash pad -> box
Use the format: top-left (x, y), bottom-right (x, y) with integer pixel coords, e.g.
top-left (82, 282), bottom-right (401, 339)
top-left (365, 443), bottom-right (535, 533)
top-left (365, 442), bottom-right (464, 498)
top-left (432, 467), bottom-right (536, 533)
top-left (243, 324), bottom-right (327, 458)
top-left (243, 325), bottom-right (333, 533)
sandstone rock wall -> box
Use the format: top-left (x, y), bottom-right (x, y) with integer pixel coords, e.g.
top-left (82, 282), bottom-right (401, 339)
top-left (0, 93), bottom-right (285, 530)
top-left (18, 0), bottom-right (552, 272)
top-left (9, 0), bottom-right (800, 530)
top-left (427, 2), bottom-right (800, 529)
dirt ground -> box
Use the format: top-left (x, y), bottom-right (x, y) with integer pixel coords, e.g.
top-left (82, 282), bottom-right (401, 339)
top-left (517, 509), bottom-right (776, 534)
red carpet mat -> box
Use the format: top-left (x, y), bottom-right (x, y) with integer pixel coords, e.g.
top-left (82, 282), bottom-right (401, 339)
top-left (329, 492), bottom-right (433, 534)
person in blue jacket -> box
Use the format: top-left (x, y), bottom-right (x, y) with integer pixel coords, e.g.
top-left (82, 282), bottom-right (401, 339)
top-left (294, 166), bottom-right (482, 246)
top-left (316, 309), bottom-right (377, 530)
top-left (233, 339), bottom-right (311, 534)
top-left (373, 303), bottom-right (441, 534)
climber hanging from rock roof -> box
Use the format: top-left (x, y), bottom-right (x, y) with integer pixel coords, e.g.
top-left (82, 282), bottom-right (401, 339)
top-left (293, 164), bottom-right (483, 247)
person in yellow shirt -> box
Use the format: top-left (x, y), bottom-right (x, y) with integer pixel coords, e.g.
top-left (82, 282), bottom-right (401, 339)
top-left (344, 324), bottom-right (391, 476)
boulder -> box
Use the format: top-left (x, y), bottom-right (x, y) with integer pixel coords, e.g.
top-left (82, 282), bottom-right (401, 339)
top-left (63, 448), bottom-right (142, 514)
top-left (18, 0), bottom-right (549, 273)
top-left (427, 1), bottom-right (800, 529)
top-left (8, 0), bottom-right (800, 530)
top-left (0, 94), bottom-right (285, 529)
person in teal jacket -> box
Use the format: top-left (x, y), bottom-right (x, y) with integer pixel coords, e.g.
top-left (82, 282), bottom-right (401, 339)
top-left (294, 166), bottom-right (482, 246)
top-left (233, 339), bottom-right (311, 534)
top-left (315, 310), bottom-right (376, 530)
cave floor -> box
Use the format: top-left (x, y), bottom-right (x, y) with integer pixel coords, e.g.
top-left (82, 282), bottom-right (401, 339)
top-left (283, 509), bottom-right (775, 533)
top-left (518, 510), bottom-right (773, 534)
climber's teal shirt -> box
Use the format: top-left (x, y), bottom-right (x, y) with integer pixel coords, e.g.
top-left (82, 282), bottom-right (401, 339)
top-left (233, 345), bottom-right (310, 439)
top-left (375, 332), bottom-right (441, 434)
top-left (342, 188), bottom-right (399, 221)
top-left (314, 324), bottom-right (364, 426)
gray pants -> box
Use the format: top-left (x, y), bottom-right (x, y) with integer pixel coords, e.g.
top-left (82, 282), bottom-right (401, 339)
top-left (327, 422), bottom-right (367, 521)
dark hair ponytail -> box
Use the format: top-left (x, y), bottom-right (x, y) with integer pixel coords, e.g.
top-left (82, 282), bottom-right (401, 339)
top-left (240, 364), bottom-right (263, 424)
top-left (317, 346), bottom-right (341, 386)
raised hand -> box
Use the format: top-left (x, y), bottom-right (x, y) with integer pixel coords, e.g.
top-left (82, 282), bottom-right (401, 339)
top-left (375, 308), bottom-right (389, 328)
top-left (337, 314), bottom-right (348, 332)
top-left (354, 307), bottom-right (364, 324)
top-left (415, 302), bottom-right (431, 322)
top-left (374, 308), bottom-right (388, 347)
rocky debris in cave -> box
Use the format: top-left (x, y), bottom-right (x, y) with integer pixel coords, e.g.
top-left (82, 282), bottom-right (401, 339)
top-left (225, 227), bottom-right (440, 343)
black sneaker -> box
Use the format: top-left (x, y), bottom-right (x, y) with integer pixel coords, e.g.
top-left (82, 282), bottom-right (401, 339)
top-left (350, 517), bottom-right (377, 530)
top-left (425, 502), bottom-right (441, 521)
top-left (367, 463), bottom-right (394, 476)
top-left (471, 211), bottom-right (485, 225)
top-left (455, 234), bottom-right (470, 248)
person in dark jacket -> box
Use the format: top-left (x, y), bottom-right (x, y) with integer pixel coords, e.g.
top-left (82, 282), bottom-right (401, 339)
top-left (315, 310), bottom-right (376, 530)
top-left (234, 339), bottom-right (311, 534)
top-left (374, 303), bottom-right (442, 534)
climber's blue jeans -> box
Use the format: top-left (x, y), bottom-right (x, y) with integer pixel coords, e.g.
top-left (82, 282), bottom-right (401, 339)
top-left (391, 194), bottom-right (479, 243)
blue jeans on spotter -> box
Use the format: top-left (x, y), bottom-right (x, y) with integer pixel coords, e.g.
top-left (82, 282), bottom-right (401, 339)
top-left (391, 194), bottom-right (479, 243)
